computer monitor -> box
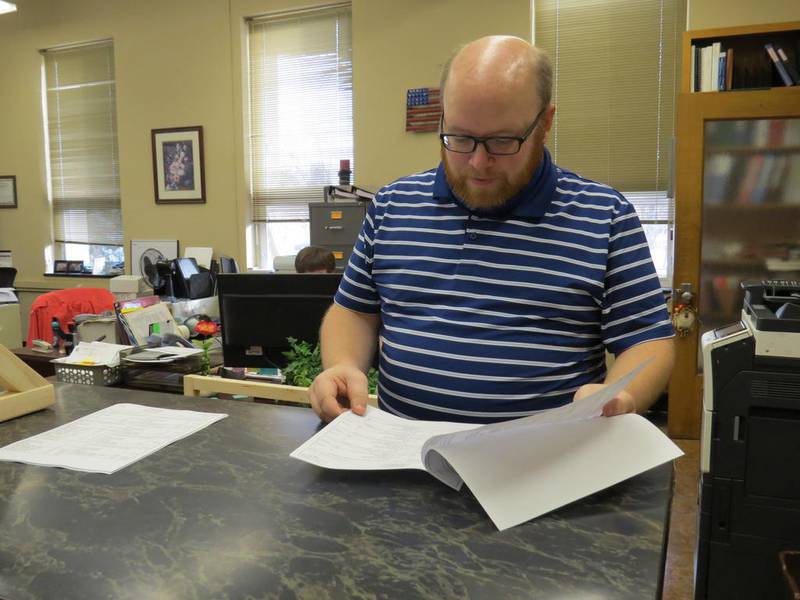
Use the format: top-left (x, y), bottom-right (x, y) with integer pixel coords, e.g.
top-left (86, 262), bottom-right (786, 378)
top-left (217, 272), bottom-right (341, 368)
top-left (173, 257), bottom-right (200, 298)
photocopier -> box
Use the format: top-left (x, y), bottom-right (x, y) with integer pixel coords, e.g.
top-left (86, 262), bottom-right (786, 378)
top-left (695, 280), bottom-right (800, 599)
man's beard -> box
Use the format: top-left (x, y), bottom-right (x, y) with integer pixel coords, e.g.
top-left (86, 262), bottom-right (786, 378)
top-left (442, 142), bottom-right (542, 212)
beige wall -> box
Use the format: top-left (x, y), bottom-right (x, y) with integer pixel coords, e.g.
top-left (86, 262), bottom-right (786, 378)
top-left (3, 0), bottom-right (791, 292)
top-left (687, 0), bottom-right (800, 29)
top-left (352, 0), bottom-right (531, 191)
top-left (0, 0), bottom-right (530, 291)
top-left (0, 0), bottom-right (242, 289)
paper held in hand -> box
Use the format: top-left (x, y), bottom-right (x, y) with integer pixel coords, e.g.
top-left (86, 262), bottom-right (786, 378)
top-left (290, 363), bottom-right (684, 531)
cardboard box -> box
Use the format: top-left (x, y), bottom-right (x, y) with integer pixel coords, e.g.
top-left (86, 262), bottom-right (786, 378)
top-left (110, 275), bottom-right (151, 300)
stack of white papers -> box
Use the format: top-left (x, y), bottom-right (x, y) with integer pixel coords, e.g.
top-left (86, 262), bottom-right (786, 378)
top-left (0, 287), bottom-right (17, 303)
top-left (0, 403), bottom-right (227, 474)
top-left (51, 341), bottom-right (134, 367)
top-left (122, 346), bottom-right (203, 364)
top-left (291, 366), bottom-right (684, 531)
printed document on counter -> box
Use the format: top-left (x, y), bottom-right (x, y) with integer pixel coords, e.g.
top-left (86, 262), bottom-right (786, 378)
top-left (291, 363), bottom-right (683, 531)
top-left (0, 403), bottom-right (227, 474)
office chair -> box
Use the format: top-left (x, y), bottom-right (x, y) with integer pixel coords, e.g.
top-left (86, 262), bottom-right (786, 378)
top-left (26, 287), bottom-right (116, 347)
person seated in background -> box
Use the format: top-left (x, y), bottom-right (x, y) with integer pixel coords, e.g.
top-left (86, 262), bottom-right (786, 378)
top-left (295, 246), bottom-right (336, 274)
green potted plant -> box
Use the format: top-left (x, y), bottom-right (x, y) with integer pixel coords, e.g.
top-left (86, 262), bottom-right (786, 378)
top-left (282, 337), bottom-right (378, 393)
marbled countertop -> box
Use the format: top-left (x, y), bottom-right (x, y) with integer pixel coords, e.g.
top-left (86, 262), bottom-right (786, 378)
top-left (0, 384), bottom-right (672, 600)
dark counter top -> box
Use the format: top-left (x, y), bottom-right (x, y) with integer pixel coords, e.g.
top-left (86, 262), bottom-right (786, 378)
top-left (0, 384), bottom-right (673, 600)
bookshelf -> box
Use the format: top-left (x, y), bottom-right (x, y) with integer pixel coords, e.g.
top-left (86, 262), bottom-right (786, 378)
top-left (668, 21), bottom-right (800, 439)
top-left (683, 21), bottom-right (800, 92)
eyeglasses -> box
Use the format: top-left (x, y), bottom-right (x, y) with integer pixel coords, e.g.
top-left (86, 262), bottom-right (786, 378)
top-left (439, 107), bottom-right (546, 156)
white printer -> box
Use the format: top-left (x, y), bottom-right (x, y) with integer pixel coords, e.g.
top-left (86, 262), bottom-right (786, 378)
top-left (696, 280), bottom-right (800, 600)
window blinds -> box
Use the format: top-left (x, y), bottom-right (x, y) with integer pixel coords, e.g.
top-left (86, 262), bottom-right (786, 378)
top-left (622, 190), bottom-right (674, 223)
top-left (535, 0), bottom-right (683, 193)
top-left (247, 4), bottom-right (353, 222)
top-left (42, 41), bottom-right (122, 246)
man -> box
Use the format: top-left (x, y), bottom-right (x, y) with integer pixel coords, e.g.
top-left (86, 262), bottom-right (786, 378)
top-left (310, 36), bottom-right (674, 423)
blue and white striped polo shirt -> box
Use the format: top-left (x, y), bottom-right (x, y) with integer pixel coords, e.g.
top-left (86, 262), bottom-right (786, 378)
top-left (334, 148), bottom-right (673, 423)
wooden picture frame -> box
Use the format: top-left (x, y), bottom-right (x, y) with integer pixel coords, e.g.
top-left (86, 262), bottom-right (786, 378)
top-left (0, 176), bottom-right (17, 208)
top-left (53, 260), bottom-right (69, 274)
top-left (67, 260), bottom-right (84, 273)
top-left (151, 126), bottom-right (205, 204)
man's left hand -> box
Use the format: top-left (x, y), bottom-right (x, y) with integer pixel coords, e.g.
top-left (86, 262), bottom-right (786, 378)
top-left (573, 384), bottom-right (636, 416)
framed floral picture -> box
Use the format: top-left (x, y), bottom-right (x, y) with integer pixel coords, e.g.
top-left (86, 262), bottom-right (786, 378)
top-left (151, 126), bottom-right (205, 204)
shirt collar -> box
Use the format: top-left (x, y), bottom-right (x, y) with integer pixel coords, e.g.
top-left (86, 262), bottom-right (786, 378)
top-left (433, 147), bottom-right (557, 219)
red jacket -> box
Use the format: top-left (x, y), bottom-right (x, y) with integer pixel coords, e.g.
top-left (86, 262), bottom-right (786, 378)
top-left (27, 288), bottom-right (116, 347)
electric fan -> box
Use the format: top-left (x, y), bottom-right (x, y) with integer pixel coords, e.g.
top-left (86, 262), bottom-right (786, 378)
top-left (139, 249), bottom-right (173, 297)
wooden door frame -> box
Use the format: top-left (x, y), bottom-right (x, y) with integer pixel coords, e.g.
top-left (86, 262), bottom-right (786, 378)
top-left (668, 87), bottom-right (800, 439)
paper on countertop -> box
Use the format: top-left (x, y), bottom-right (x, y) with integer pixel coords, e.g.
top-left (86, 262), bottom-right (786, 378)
top-left (291, 360), bottom-right (683, 531)
top-left (420, 359), bottom-right (651, 488)
top-left (0, 403), bottom-right (228, 474)
top-left (290, 407), bottom-right (480, 471)
top-left (51, 341), bottom-right (134, 367)
top-left (292, 361), bottom-right (647, 477)
top-left (426, 412), bottom-right (682, 531)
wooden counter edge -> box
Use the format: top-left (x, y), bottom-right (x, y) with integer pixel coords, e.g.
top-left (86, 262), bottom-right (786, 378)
top-left (183, 374), bottom-right (378, 407)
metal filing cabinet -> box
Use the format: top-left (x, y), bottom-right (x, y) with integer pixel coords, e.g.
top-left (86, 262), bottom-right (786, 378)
top-left (309, 201), bottom-right (367, 270)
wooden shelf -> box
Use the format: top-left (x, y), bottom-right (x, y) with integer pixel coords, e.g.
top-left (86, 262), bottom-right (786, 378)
top-left (688, 21), bottom-right (800, 41)
top-left (700, 258), bottom-right (766, 269)
top-left (705, 145), bottom-right (800, 155)
top-left (703, 203), bottom-right (800, 211)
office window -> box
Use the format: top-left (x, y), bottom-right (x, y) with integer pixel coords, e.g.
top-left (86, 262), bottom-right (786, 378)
top-left (41, 40), bottom-right (123, 271)
top-left (622, 191), bottom-right (673, 281)
top-left (535, 0), bottom-right (684, 285)
top-left (246, 4), bottom-right (353, 269)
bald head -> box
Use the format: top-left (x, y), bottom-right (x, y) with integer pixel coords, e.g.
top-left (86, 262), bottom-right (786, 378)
top-left (440, 36), bottom-right (552, 114)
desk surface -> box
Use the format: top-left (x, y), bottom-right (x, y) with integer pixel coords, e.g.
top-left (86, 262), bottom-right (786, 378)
top-left (9, 347), bottom-right (59, 378)
top-left (0, 384), bottom-right (673, 600)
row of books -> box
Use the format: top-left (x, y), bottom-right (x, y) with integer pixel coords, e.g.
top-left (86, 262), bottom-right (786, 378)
top-left (691, 41), bottom-right (799, 91)
top-left (705, 118), bottom-right (800, 148)
top-left (703, 153), bottom-right (800, 206)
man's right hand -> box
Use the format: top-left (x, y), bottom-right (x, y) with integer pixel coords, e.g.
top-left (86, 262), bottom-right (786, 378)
top-left (308, 364), bottom-right (370, 423)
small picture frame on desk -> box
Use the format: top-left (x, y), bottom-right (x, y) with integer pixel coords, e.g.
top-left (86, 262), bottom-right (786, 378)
top-left (67, 260), bottom-right (84, 273)
top-left (53, 260), bottom-right (69, 274)
top-left (151, 126), bottom-right (205, 204)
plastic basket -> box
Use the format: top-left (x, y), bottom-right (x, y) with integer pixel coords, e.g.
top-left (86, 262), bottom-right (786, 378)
top-left (53, 362), bottom-right (121, 386)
